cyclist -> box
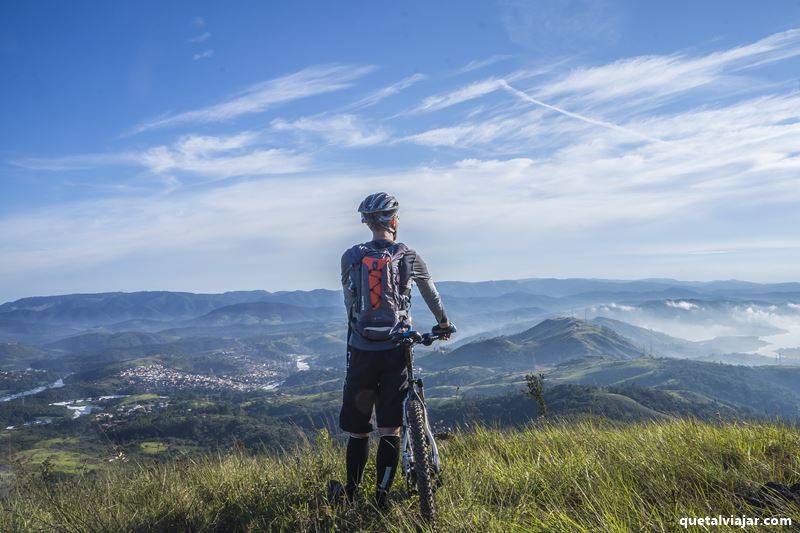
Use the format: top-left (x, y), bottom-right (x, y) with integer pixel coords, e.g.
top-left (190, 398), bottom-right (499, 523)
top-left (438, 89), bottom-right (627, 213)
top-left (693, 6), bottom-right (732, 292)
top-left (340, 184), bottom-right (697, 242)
top-left (335, 192), bottom-right (454, 509)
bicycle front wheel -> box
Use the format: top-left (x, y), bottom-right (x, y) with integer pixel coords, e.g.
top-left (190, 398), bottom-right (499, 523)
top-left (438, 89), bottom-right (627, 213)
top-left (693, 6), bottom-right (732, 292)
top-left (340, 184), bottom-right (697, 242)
top-left (408, 395), bottom-right (436, 523)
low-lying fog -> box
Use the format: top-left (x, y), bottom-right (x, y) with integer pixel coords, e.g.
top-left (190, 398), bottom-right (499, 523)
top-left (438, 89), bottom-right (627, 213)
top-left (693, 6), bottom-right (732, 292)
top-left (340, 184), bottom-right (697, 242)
top-left (590, 300), bottom-right (800, 360)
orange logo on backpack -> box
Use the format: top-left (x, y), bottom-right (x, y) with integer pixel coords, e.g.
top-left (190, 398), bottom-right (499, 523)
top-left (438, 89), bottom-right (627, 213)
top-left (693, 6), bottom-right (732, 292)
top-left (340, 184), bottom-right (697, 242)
top-left (362, 256), bottom-right (390, 310)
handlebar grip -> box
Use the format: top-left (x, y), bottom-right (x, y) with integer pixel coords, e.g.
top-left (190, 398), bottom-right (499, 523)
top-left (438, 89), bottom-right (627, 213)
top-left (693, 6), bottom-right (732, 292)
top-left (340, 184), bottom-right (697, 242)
top-left (432, 323), bottom-right (457, 337)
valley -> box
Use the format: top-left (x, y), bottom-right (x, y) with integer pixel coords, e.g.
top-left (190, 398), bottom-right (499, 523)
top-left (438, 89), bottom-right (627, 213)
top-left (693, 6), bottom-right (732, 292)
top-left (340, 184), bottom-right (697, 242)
top-left (1, 277), bottom-right (799, 496)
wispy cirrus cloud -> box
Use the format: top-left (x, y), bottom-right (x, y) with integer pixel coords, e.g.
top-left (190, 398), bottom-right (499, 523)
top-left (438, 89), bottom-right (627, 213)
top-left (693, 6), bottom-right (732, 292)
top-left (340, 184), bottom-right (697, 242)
top-left (455, 55), bottom-right (512, 74)
top-left (15, 132), bottom-right (311, 181)
top-left (192, 49), bottom-right (213, 61)
top-left (348, 73), bottom-right (426, 109)
top-left (271, 114), bottom-right (389, 147)
top-left (127, 64), bottom-right (376, 134)
top-left (409, 78), bottom-right (504, 113)
top-left (404, 64), bottom-right (560, 115)
top-left (400, 113), bottom-right (532, 148)
top-left (187, 19), bottom-right (212, 60)
top-left (188, 32), bottom-right (211, 44)
top-left (401, 29), bottom-right (800, 149)
top-left (536, 28), bottom-right (800, 108)
top-left (403, 29), bottom-right (800, 125)
top-left (401, 78), bottom-right (660, 148)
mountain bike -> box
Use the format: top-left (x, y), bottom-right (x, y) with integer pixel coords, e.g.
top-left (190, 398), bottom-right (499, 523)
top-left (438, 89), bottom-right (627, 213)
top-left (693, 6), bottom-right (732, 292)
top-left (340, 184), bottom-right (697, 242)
top-left (391, 325), bottom-right (455, 523)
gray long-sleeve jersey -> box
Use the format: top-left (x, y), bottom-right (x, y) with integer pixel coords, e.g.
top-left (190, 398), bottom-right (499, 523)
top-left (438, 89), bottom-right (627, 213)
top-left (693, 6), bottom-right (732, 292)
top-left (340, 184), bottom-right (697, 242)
top-left (341, 239), bottom-right (448, 351)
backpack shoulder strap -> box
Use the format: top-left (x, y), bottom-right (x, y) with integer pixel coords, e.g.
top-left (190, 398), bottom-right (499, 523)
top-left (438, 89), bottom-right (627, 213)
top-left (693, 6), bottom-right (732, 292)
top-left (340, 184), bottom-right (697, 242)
top-left (344, 243), bottom-right (370, 265)
top-left (388, 242), bottom-right (409, 258)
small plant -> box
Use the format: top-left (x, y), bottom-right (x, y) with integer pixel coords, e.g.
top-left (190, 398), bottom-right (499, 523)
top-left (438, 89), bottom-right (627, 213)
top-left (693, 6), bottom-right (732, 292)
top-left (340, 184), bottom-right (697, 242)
top-left (525, 372), bottom-right (547, 418)
top-left (38, 458), bottom-right (54, 482)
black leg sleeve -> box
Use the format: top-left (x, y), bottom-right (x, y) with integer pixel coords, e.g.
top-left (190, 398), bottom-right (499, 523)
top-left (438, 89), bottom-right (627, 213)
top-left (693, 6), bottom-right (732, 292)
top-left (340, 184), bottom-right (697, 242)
top-left (345, 436), bottom-right (369, 495)
top-left (375, 435), bottom-right (400, 492)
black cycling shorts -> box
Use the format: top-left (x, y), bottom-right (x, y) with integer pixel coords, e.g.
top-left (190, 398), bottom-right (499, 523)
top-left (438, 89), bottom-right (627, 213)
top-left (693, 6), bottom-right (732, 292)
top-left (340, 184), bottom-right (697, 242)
top-left (339, 344), bottom-right (408, 434)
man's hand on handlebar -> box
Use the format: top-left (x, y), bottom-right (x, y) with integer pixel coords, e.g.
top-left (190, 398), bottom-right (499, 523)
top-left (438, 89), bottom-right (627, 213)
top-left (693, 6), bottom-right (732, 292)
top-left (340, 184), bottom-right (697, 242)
top-left (432, 321), bottom-right (457, 340)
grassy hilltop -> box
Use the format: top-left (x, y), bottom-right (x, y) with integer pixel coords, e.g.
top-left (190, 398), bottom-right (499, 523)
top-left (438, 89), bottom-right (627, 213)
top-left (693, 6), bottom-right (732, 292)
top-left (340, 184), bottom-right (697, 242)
top-left (2, 419), bottom-right (799, 532)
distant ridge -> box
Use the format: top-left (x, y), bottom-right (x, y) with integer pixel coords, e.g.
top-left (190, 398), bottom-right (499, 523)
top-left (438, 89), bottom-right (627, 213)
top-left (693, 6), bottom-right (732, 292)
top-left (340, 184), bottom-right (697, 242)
top-left (2, 278), bottom-right (798, 326)
top-left (184, 301), bottom-right (341, 327)
top-left (1, 279), bottom-right (798, 346)
top-left (0, 289), bottom-right (342, 326)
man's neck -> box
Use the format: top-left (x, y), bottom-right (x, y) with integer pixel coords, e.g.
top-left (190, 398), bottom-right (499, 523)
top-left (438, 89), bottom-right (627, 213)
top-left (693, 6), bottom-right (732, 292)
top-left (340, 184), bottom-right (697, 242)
top-left (371, 230), bottom-right (395, 242)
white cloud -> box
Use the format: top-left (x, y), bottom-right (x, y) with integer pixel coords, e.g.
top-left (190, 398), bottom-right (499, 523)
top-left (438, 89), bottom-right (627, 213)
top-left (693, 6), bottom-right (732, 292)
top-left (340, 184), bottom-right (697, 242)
top-left (15, 132), bottom-right (311, 180)
top-left (602, 303), bottom-right (637, 312)
top-left (128, 64), bottom-right (376, 134)
top-left (271, 114), bottom-right (388, 147)
top-left (456, 55), bottom-right (512, 74)
top-left (142, 145), bottom-right (307, 178)
top-left (403, 85), bottom-right (800, 205)
top-left (349, 73), bottom-right (426, 108)
top-left (536, 28), bottom-right (800, 108)
top-left (401, 118), bottom-right (522, 148)
top-left (410, 78), bottom-right (504, 113)
top-left (173, 132), bottom-right (260, 156)
top-left (0, 156), bottom-right (700, 280)
top-left (1, 144), bottom-right (799, 300)
top-left (188, 32), bottom-right (211, 44)
top-left (192, 49), bottom-right (214, 61)
top-left (140, 133), bottom-right (310, 178)
top-left (665, 300), bottom-right (700, 311)
top-left (0, 176), bottom-right (363, 281)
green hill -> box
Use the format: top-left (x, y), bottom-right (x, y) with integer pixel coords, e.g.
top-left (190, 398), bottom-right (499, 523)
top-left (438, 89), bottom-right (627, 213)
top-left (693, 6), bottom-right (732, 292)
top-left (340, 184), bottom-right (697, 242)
top-left (3, 420), bottom-right (798, 531)
top-left (428, 384), bottom-right (745, 426)
top-left (48, 331), bottom-right (178, 354)
top-left (0, 342), bottom-right (52, 370)
top-left (425, 317), bottom-right (643, 371)
top-left (548, 357), bottom-right (800, 419)
top-left (184, 302), bottom-right (340, 327)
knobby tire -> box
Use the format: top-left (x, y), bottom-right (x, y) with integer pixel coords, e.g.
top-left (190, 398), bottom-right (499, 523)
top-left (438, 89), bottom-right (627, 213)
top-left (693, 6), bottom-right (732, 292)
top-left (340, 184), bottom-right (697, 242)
top-left (408, 396), bottom-right (436, 523)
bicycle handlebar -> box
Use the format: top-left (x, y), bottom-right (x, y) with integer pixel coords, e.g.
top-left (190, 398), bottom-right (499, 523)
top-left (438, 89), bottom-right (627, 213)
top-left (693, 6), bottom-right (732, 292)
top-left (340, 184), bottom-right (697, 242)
top-left (391, 324), bottom-right (457, 346)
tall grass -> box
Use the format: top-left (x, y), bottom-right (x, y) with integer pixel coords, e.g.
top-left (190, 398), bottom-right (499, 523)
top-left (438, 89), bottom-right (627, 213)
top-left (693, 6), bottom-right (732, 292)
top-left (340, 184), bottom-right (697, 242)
top-left (2, 419), bottom-right (799, 532)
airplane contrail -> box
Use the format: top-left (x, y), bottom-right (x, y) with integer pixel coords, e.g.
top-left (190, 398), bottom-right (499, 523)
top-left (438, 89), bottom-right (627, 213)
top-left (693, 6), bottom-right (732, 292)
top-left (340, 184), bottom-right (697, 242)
top-left (498, 80), bottom-right (665, 144)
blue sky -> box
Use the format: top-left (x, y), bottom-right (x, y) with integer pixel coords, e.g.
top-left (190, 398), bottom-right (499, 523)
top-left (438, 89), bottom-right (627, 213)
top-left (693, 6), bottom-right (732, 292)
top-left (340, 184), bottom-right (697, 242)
top-left (1, 1), bottom-right (800, 301)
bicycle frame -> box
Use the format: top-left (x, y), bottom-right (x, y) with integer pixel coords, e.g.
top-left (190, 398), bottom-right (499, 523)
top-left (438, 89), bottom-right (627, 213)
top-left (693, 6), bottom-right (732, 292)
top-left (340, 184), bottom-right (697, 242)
top-left (400, 341), bottom-right (442, 487)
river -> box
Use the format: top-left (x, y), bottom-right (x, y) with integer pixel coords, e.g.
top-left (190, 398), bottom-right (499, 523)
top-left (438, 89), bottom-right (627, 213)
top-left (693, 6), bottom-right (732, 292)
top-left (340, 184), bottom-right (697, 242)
top-left (0, 378), bottom-right (65, 402)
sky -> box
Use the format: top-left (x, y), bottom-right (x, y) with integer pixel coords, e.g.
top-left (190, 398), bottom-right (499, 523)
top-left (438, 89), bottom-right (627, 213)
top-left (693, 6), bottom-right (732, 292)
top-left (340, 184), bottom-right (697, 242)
top-left (1, 0), bottom-right (800, 302)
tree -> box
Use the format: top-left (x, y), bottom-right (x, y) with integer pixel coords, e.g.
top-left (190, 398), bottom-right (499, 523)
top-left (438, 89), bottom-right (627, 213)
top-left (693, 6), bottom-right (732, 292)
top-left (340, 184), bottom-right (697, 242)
top-left (524, 372), bottom-right (547, 418)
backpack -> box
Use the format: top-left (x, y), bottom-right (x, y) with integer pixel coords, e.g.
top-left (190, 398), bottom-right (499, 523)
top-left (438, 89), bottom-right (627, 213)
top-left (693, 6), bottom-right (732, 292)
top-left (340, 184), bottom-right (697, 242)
top-left (350, 242), bottom-right (410, 341)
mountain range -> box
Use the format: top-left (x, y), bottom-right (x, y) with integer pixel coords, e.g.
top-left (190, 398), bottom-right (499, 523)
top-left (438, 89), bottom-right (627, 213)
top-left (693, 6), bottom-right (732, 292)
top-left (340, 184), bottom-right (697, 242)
top-left (1, 278), bottom-right (798, 423)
